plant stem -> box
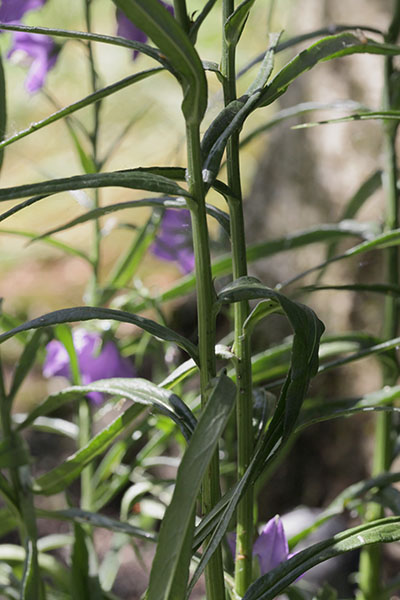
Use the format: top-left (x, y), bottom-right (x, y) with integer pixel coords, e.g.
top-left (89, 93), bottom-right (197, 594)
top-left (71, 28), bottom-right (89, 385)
top-left (357, 3), bottom-right (400, 598)
top-left (185, 122), bottom-right (225, 600)
top-left (85, 0), bottom-right (102, 305)
top-left (222, 0), bottom-right (254, 594)
top-left (173, 0), bottom-right (191, 33)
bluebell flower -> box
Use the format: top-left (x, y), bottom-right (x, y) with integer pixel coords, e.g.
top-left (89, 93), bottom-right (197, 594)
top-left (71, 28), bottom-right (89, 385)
top-left (0, 0), bottom-right (47, 23)
top-left (43, 329), bottom-right (135, 404)
top-left (7, 31), bottom-right (59, 93)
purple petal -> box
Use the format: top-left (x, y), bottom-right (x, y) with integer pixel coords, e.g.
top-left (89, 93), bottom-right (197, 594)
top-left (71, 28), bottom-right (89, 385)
top-left (0, 0), bottom-right (46, 23)
top-left (43, 329), bottom-right (135, 404)
top-left (252, 515), bottom-right (289, 575)
top-left (116, 1), bottom-right (174, 60)
top-left (7, 32), bottom-right (59, 93)
top-left (151, 209), bottom-right (195, 274)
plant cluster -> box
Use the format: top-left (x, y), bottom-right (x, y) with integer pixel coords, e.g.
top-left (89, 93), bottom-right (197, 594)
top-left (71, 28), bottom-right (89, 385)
top-left (0, 1), bottom-right (399, 599)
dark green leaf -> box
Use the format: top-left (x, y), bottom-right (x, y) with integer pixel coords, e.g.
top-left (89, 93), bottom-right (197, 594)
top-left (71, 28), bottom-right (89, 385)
top-left (0, 169), bottom-right (190, 203)
top-left (8, 330), bottom-right (46, 401)
top-left (0, 306), bottom-right (199, 364)
top-left (112, 0), bottom-right (207, 123)
top-left (225, 0), bottom-right (256, 46)
top-left (147, 373), bottom-right (236, 600)
top-left (0, 52), bottom-right (6, 171)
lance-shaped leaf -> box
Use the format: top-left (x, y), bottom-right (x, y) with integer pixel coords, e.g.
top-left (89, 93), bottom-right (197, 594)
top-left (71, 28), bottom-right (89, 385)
top-left (0, 169), bottom-right (190, 203)
top-left (258, 32), bottom-right (400, 108)
top-left (225, 0), bottom-right (256, 46)
top-left (146, 373), bottom-right (236, 600)
top-left (18, 378), bottom-right (196, 441)
top-left (112, 0), bottom-right (207, 124)
top-left (218, 276), bottom-right (325, 435)
top-left (0, 68), bottom-right (162, 152)
top-left (0, 306), bottom-right (199, 364)
top-left (242, 517), bottom-right (400, 600)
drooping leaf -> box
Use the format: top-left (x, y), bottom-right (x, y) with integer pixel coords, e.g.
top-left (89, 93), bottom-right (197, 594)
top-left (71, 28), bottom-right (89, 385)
top-left (0, 306), bottom-right (199, 364)
top-left (8, 330), bottom-right (46, 401)
top-left (146, 373), bottom-right (236, 600)
top-left (112, 0), bottom-right (207, 124)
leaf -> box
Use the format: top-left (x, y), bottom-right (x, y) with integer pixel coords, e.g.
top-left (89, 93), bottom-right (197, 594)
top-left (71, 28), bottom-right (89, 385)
top-left (278, 228), bottom-right (400, 289)
top-left (37, 507), bottom-right (156, 542)
top-left (0, 306), bottom-right (199, 364)
top-left (0, 69), bottom-right (163, 152)
top-left (8, 330), bottom-right (46, 401)
top-left (19, 377), bottom-right (196, 442)
top-left (0, 169), bottom-right (190, 203)
top-left (134, 220), bottom-right (375, 310)
top-left (293, 109), bottom-right (400, 129)
top-left (224, 0), bottom-right (256, 46)
top-left (0, 545), bottom-right (69, 589)
top-left (32, 403), bottom-right (144, 495)
top-left (218, 276), bottom-right (325, 436)
top-left (33, 197), bottom-right (230, 240)
top-left (71, 524), bottom-right (90, 600)
top-left (242, 517), bottom-right (400, 600)
top-left (259, 32), bottom-right (400, 107)
top-left (0, 228), bottom-right (91, 262)
top-left (112, 0), bottom-right (207, 123)
top-left (146, 373), bottom-right (236, 600)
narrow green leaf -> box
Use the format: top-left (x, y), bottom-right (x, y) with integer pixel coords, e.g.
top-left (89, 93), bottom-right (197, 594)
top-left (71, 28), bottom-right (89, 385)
top-left (32, 403), bottom-right (143, 495)
top-left (219, 276), bottom-right (325, 435)
top-left (0, 545), bottom-right (69, 589)
top-left (135, 220), bottom-right (375, 310)
top-left (294, 109), bottom-right (400, 129)
top-left (0, 228), bottom-right (91, 262)
top-left (147, 373), bottom-right (236, 600)
top-left (37, 507), bottom-right (156, 542)
top-left (0, 22), bottom-right (169, 64)
top-left (112, 0), bottom-right (207, 123)
top-left (259, 33), bottom-right (400, 108)
top-left (242, 517), bottom-right (400, 600)
top-left (225, 0), bottom-right (256, 45)
top-left (0, 306), bottom-right (199, 364)
top-left (71, 524), bottom-right (90, 600)
top-left (0, 69), bottom-right (163, 152)
top-left (8, 330), bottom-right (45, 401)
top-left (33, 197), bottom-right (229, 240)
top-left (303, 283), bottom-right (400, 296)
top-left (0, 169), bottom-right (190, 203)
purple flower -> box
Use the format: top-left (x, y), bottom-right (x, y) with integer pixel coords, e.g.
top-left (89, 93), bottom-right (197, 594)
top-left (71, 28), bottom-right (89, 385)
top-left (7, 31), bottom-right (59, 93)
top-left (116, 1), bottom-right (174, 60)
top-left (151, 209), bottom-right (195, 274)
top-left (228, 515), bottom-right (295, 577)
top-left (43, 328), bottom-right (135, 404)
top-left (0, 0), bottom-right (46, 23)
top-left (253, 515), bottom-right (291, 575)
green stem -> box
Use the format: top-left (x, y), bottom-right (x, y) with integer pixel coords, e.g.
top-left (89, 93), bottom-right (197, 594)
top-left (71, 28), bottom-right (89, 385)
top-left (173, 0), bottom-right (191, 33)
top-left (85, 0), bottom-right (102, 305)
top-left (186, 122), bottom-right (224, 600)
top-left (357, 3), bottom-right (400, 598)
top-left (222, 0), bottom-right (254, 594)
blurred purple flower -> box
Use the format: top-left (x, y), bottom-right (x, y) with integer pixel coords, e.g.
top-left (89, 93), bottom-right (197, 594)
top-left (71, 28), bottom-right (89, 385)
top-left (151, 209), bottom-right (195, 274)
top-left (0, 0), bottom-right (46, 23)
top-left (7, 31), bottom-right (59, 93)
top-left (116, 1), bottom-right (174, 60)
top-left (43, 328), bottom-right (135, 404)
